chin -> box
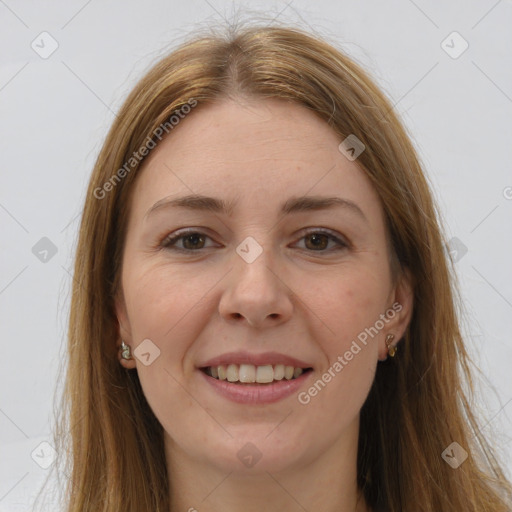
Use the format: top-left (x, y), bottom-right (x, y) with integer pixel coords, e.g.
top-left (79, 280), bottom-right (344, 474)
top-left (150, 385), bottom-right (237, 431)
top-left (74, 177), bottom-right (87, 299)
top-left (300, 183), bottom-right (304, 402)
top-left (205, 431), bottom-right (310, 475)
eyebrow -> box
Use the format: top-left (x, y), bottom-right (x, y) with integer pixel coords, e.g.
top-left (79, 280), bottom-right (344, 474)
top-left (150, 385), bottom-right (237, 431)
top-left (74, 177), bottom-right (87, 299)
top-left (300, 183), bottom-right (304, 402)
top-left (144, 194), bottom-right (368, 223)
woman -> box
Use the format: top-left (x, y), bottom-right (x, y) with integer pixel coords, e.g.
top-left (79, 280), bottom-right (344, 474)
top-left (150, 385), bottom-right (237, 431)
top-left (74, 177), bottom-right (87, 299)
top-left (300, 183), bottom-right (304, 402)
top-left (54, 23), bottom-right (512, 511)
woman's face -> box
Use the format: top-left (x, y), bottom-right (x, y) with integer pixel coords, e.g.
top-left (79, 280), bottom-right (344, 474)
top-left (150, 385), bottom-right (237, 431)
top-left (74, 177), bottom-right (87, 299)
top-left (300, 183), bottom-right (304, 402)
top-left (115, 97), bottom-right (413, 474)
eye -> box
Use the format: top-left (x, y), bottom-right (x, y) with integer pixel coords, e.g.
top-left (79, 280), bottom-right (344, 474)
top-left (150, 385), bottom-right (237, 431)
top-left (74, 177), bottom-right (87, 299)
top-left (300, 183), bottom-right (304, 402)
top-left (161, 230), bottom-right (215, 251)
top-left (293, 229), bottom-right (348, 252)
top-left (160, 228), bottom-right (348, 253)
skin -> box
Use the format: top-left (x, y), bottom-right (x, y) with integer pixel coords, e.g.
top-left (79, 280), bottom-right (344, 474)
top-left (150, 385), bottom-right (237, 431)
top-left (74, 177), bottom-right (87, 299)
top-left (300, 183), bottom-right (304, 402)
top-left (115, 96), bottom-right (414, 512)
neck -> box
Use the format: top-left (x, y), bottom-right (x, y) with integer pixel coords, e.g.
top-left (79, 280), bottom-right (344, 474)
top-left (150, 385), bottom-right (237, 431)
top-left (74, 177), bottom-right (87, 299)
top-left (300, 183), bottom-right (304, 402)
top-left (165, 420), bottom-right (371, 512)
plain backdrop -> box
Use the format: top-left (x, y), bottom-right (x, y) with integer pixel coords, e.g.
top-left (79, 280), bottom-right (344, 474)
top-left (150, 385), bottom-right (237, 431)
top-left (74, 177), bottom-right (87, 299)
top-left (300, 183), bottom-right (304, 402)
top-left (1, 0), bottom-right (511, 510)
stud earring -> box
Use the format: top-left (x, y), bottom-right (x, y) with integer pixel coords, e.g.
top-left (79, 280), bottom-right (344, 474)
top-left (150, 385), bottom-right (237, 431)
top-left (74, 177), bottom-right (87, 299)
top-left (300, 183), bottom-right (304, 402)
top-left (121, 340), bottom-right (132, 360)
top-left (385, 334), bottom-right (397, 357)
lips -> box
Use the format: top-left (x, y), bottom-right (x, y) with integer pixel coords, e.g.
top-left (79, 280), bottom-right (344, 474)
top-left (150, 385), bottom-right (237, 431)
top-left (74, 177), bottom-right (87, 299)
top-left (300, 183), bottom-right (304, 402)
top-left (202, 363), bottom-right (312, 383)
top-left (197, 351), bottom-right (314, 404)
top-left (198, 351), bottom-right (312, 369)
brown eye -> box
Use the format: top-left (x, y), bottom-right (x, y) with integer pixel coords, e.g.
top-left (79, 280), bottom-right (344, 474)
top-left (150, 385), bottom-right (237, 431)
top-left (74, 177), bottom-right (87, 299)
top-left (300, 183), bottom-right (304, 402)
top-left (295, 229), bottom-right (348, 252)
top-left (304, 233), bottom-right (329, 250)
top-left (161, 231), bottom-right (212, 251)
top-left (160, 228), bottom-right (348, 254)
top-left (181, 233), bottom-right (206, 250)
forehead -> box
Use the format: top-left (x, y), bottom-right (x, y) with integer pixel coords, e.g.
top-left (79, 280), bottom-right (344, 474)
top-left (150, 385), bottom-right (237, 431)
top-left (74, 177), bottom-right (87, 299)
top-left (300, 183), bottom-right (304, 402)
top-left (127, 97), bottom-right (384, 228)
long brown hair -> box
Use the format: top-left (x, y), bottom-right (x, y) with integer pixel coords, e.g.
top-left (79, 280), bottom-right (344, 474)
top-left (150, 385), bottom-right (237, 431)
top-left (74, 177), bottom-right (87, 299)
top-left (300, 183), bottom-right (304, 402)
top-left (49, 21), bottom-right (512, 511)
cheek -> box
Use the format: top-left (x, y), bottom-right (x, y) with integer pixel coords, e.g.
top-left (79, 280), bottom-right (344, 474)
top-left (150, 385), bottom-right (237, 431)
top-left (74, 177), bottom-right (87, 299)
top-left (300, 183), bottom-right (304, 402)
top-left (126, 268), bottom-right (205, 441)
top-left (303, 265), bottom-right (388, 353)
top-left (122, 265), bottom-right (208, 404)
top-left (296, 354), bottom-right (376, 443)
top-left (295, 272), bottom-right (382, 423)
top-left (123, 262), bottom-right (213, 342)
top-left (122, 259), bottom-right (224, 385)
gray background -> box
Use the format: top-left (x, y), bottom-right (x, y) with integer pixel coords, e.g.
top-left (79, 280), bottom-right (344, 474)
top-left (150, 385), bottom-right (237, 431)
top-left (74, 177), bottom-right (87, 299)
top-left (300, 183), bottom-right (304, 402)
top-left (1, 0), bottom-right (511, 509)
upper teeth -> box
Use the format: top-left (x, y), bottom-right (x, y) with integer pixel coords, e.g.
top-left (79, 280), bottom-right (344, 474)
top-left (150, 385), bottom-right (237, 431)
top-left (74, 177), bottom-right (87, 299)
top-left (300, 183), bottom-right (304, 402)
top-left (209, 364), bottom-right (304, 383)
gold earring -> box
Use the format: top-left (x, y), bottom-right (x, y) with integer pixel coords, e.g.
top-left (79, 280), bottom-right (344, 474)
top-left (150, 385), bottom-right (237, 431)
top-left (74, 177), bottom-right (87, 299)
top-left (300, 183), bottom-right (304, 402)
top-left (385, 334), bottom-right (397, 357)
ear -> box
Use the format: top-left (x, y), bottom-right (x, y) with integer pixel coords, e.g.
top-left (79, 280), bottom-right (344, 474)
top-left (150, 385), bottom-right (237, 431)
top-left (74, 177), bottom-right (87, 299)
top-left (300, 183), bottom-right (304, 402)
top-left (114, 290), bottom-right (137, 369)
top-left (378, 267), bottom-right (414, 361)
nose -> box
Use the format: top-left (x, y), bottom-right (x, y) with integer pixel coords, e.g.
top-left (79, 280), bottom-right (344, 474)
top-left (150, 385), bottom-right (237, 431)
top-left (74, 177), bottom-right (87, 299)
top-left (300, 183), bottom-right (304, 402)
top-left (218, 242), bottom-right (294, 329)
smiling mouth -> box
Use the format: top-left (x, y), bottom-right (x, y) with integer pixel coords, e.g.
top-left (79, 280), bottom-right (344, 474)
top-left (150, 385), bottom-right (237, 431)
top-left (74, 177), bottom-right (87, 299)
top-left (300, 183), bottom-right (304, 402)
top-left (200, 364), bottom-right (313, 384)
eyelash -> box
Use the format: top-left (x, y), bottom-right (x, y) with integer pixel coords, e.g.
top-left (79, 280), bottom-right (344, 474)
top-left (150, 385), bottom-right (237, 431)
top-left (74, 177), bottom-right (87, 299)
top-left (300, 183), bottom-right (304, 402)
top-left (160, 228), bottom-right (349, 254)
